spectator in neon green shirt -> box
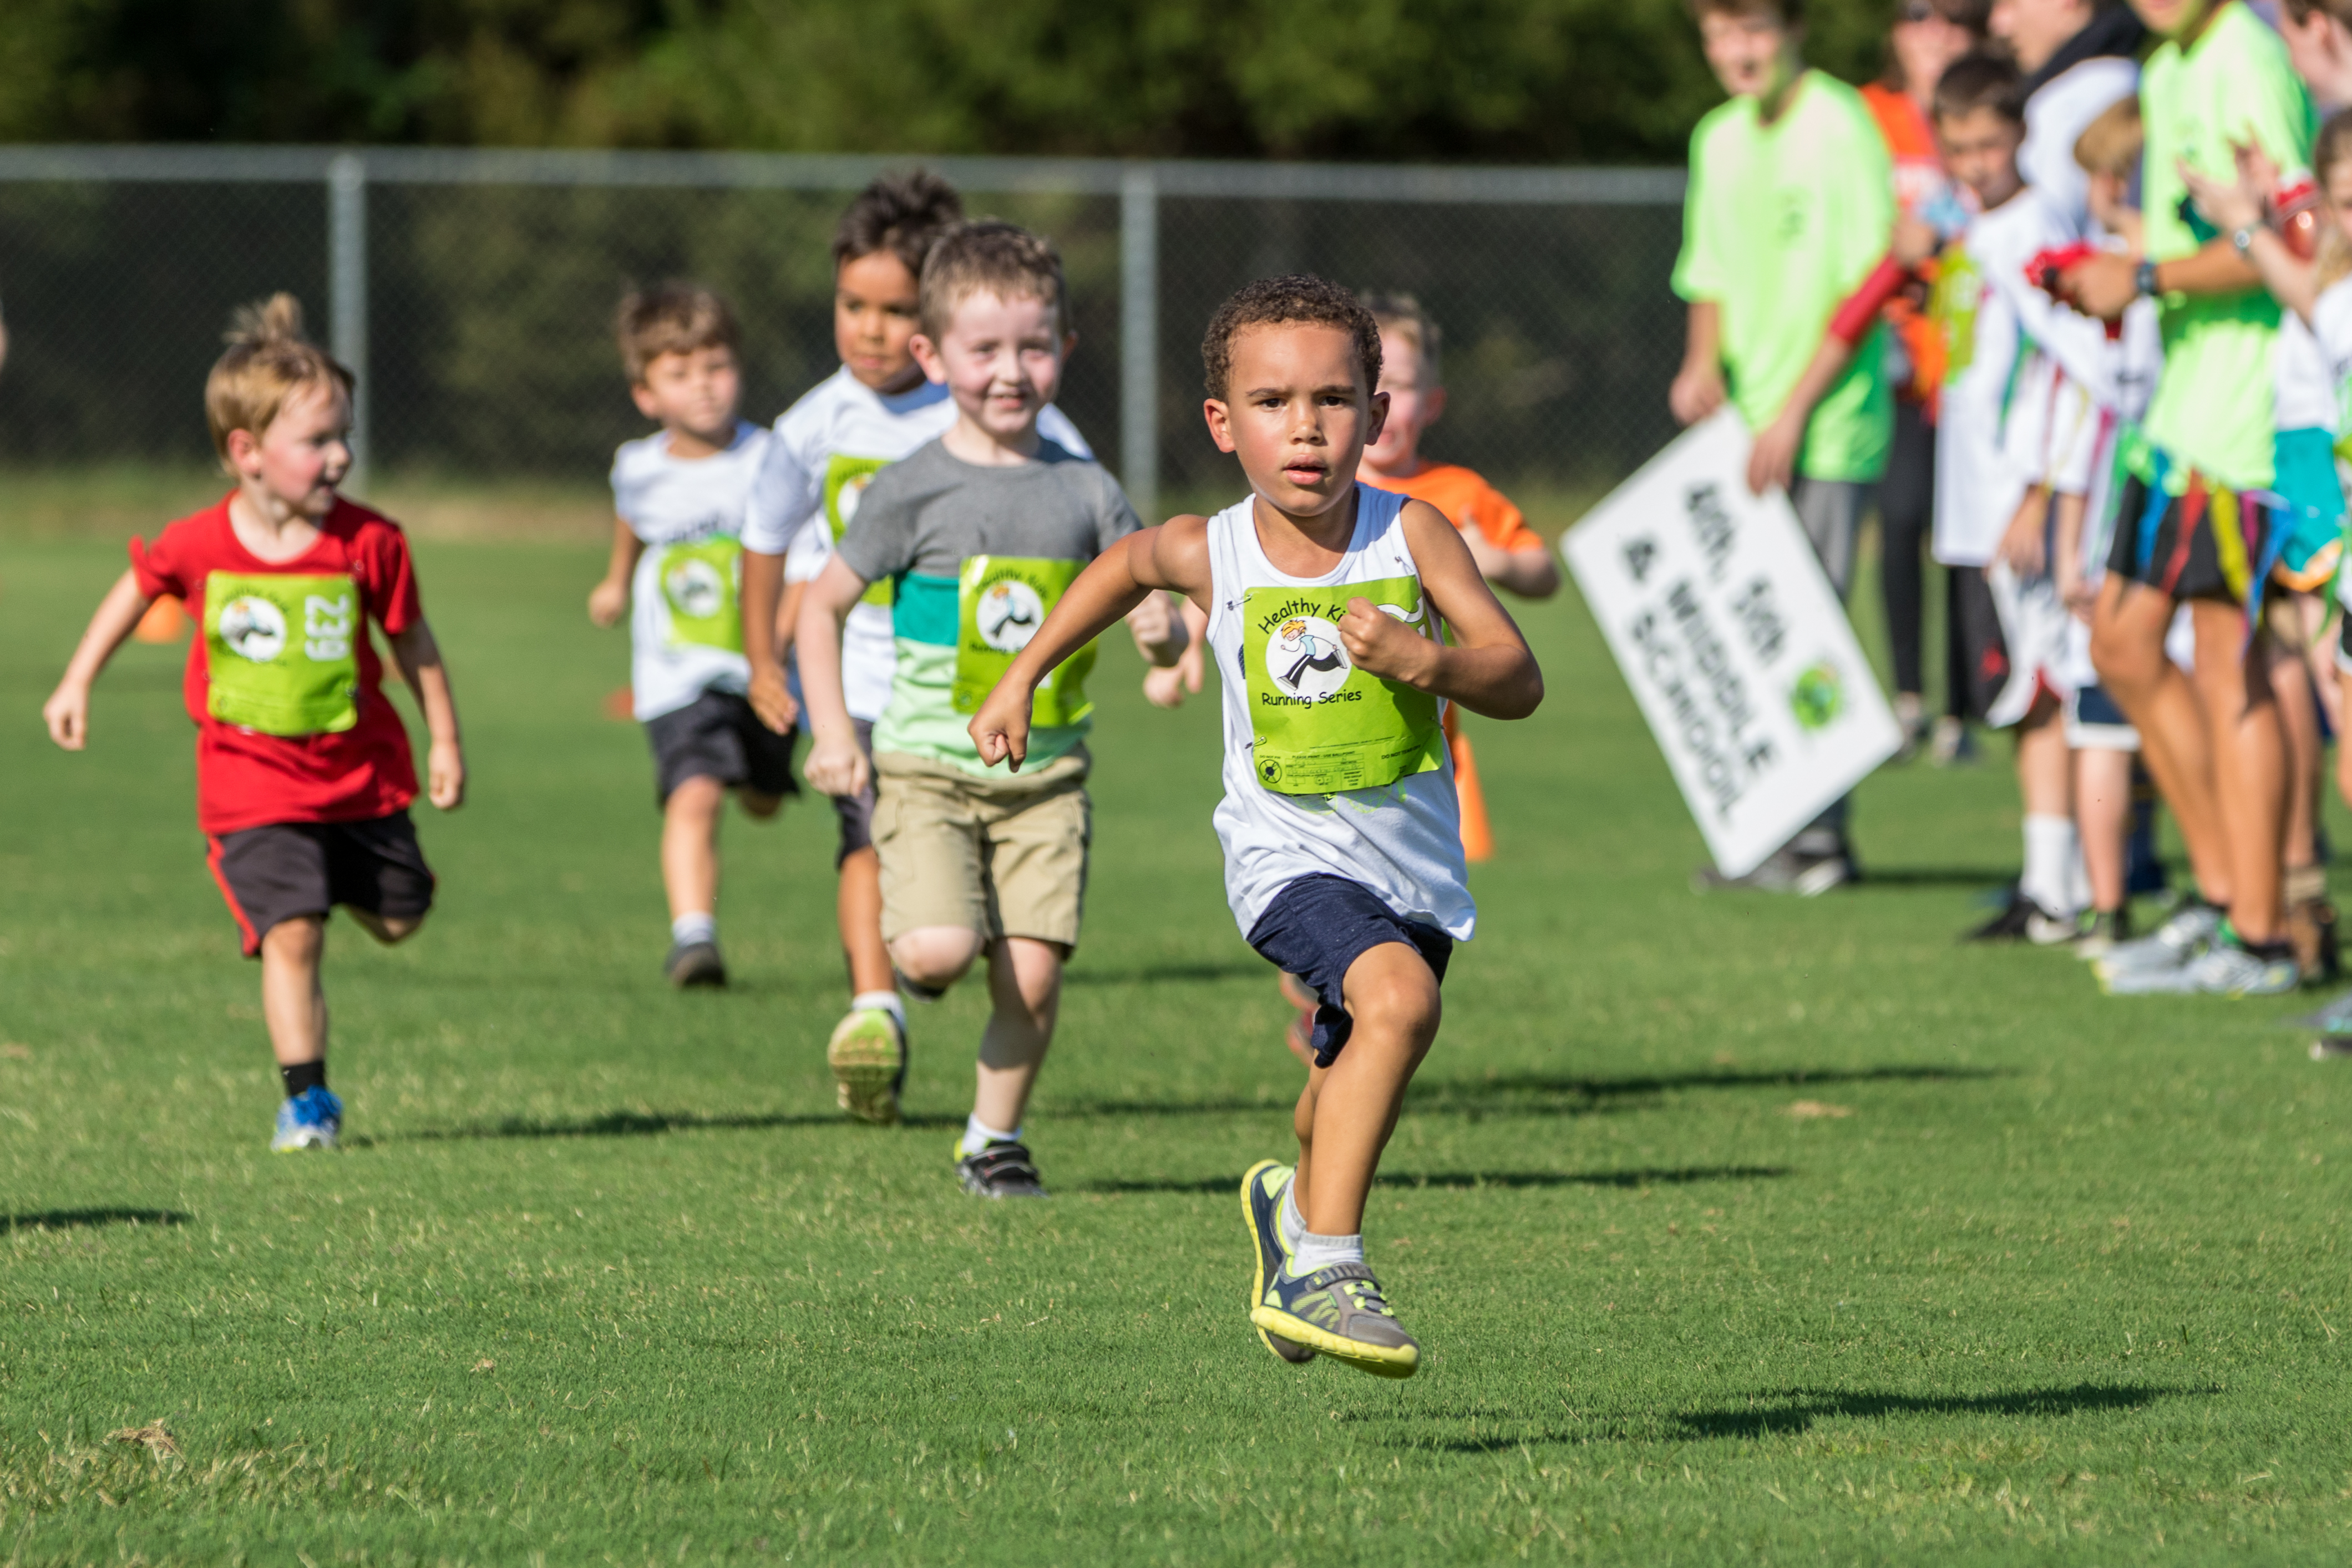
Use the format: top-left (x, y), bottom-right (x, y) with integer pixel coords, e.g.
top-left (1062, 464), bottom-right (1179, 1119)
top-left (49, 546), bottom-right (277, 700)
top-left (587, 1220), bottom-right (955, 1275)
top-left (1670, 0), bottom-right (1895, 603)
top-left (2060, 0), bottom-right (2317, 993)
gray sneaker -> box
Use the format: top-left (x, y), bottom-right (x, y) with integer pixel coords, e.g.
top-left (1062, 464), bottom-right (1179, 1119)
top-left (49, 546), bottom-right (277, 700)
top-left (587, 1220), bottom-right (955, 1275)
top-left (2094, 902), bottom-right (2221, 979)
top-left (2107, 939), bottom-right (2298, 997)
top-left (1692, 849), bottom-right (1851, 896)
top-left (1251, 1262), bottom-right (1421, 1379)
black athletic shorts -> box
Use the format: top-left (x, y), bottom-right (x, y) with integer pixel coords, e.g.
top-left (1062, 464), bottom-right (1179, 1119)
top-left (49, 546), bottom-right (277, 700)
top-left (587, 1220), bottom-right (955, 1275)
top-left (1947, 564), bottom-right (2008, 725)
top-left (644, 689), bottom-right (798, 806)
top-left (2106, 472), bottom-right (2273, 604)
top-left (206, 810), bottom-right (435, 958)
top-left (1245, 874), bottom-right (1452, 1068)
top-left (831, 717), bottom-right (879, 866)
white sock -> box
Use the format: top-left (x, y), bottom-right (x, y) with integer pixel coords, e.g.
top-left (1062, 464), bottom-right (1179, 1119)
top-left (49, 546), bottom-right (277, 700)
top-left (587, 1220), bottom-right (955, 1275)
top-left (2020, 815), bottom-right (2081, 916)
top-left (2062, 827), bottom-right (2094, 914)
top-left (671, 912), bottom-right (717, 947)
top-left (1277, 1181), bottom-right (1306, 1252)
top-left (1288, 1228), bottom-right (1366, 1278)
top-left (850, 989), bottom-right (905, 1027)
top-left (959, 1114), bottom-right (1019, 1158)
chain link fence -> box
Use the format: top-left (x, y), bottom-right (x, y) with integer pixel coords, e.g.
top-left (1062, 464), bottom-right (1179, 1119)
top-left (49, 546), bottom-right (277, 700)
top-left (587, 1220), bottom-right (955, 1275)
top-left (0, 147), bottom-right (1686, 527)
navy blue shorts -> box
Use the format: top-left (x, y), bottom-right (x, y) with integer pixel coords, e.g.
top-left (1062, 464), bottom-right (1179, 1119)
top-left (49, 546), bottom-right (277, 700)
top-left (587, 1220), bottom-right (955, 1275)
top-left (1244, 874), bottom-right (1452, 1067)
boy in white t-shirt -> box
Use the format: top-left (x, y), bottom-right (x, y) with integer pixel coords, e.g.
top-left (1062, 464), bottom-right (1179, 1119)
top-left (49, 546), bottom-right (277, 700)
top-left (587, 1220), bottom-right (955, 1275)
top-left (588, 285), bottom-right (790, 988)
top-left (967, 276), bottom-right (1543, 1378)
top-left (740, 174), bottom-right (1092, 1125)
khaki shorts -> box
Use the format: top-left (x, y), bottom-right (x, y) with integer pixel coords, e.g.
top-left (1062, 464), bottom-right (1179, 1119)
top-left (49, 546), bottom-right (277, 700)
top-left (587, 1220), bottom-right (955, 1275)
top-left (872, 749), bottom-right (1091, 947)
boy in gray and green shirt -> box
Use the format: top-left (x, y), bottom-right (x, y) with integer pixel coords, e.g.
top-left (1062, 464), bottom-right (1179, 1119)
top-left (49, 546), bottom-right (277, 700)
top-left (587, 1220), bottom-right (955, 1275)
top-left (796, 221), bottom-right (1182, 1197)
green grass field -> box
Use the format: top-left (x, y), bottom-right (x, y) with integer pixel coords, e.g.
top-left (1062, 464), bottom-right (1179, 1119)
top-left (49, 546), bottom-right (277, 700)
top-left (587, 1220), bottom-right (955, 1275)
top-left (4, 531), bottom-right (2352, 1565)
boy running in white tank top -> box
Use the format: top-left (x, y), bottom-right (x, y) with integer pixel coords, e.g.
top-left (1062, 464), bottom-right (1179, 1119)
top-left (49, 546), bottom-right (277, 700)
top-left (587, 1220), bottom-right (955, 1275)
top-left (967, 276), bottom-right (1544, 1379)
top-left (741, 174), bottom-right (1091, 1123)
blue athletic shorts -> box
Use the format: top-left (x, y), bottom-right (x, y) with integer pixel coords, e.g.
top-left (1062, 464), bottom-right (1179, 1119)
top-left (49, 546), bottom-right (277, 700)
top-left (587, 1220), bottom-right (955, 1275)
top-left (1244, 874), bottom-right (1452, 1067)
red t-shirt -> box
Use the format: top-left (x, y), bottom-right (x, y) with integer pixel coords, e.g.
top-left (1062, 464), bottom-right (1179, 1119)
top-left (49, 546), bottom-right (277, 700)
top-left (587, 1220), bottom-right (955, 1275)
top-left (130, 495), bottom-right (424, 835)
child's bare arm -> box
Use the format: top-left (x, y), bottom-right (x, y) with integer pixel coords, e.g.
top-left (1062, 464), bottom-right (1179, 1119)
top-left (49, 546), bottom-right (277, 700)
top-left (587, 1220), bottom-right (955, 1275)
top-left (1144, 597), bottom-right (1212, 709)
top-left (43, 570), bottom-right (154, 750)
top-left (742, 548), bottom-right (800, 734)
top-left (795, 556), bottom-right (872, 796)
top-left (389, 621), bottom-right (466, 810)
top-left (588, 517), bottom-right (642, 627)
top-left (971, 519), bottom-right (1213, 770)
top-left (1341, 500), bottom-right (1543, 720)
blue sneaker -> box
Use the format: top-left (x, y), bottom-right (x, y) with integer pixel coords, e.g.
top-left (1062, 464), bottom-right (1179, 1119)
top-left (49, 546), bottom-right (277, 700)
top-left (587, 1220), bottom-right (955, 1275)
top-left (272, 1087), bottom-right (343, 1152)
top-left (1251, 1260), bottom-right (1421, 1379)
top-left (1239, 1161), bottom-right (1314, 1365)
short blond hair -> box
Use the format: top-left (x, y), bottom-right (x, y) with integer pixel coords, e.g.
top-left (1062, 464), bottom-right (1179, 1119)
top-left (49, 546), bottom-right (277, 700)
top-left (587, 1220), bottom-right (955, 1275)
top-left (2074, 96), bottom-right (2142, 179)
top-left (1362, 293), bottom-right (1442, 387)
top-left (616, 282), bottom-right (739, 383)
top-left (918, 221), bottom-right (1067, 342)
top-left (204, 295), bottom-right (353, 469)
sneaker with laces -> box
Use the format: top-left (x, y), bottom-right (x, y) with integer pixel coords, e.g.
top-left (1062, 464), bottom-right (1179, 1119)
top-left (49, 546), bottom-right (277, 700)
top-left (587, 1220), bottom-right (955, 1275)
top-left (664, 940), bottom-right (726, 988)
top-left (2106, 936), bottom-right (2299, 997)
top-left (956, 1139), bottom-right (1048, 1199)
top-left (1238, 1161), bottom-right (1314, 1366)
top-left (1963, 890), bottom-right (2077, 945)
top-left (2094, 901), bottom-right (2221, 980)
top-left (271, 1086), bottom-right (343, 1152)
top-left (1251, 1261), bottom-right (1421, 1378)
top-left (827, 1007), bottom-right (906, 1125)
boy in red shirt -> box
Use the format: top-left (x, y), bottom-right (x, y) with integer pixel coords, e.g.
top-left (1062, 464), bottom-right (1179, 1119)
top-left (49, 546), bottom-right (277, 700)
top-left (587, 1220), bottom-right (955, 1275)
top-left (43, 294), bottom-right (467, 1152)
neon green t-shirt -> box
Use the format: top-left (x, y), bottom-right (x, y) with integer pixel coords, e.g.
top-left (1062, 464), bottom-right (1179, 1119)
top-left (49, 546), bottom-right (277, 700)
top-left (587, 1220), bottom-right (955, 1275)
top-left (2139, 1), bottom-right (2317, 489)
top-left (1673, 70), bottom-right (1896, 483)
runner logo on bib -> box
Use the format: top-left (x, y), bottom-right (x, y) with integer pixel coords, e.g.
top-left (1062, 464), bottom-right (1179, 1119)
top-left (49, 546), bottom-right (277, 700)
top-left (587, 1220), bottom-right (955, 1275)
top-left (660, 536), bottom-right (744, 652)
top-left (826, 454), bottom-right (895, 607)
top-left (203, 570), bottom-right (361, 736)
top-left (1243, 576), bottom-right (1445, 795)
top-left (953, 555), bottom-right (1095, 726)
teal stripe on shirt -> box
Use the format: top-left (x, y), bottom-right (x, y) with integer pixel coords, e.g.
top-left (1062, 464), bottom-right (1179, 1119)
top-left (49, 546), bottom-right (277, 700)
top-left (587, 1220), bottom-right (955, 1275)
top-left (893, 572), bottom-right (959, 646)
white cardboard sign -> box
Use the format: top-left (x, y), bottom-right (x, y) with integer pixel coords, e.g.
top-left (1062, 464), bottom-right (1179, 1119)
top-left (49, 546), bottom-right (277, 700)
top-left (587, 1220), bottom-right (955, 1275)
top-left (1561, 410), bottom-right (1900, 878)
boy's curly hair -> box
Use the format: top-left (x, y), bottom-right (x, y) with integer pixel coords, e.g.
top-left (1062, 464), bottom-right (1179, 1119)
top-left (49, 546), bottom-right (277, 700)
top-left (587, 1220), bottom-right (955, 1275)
top-left (1200, 275), bottom-right (1382, 403)
top-left (204, 293), bottom-right (353, 468)
top-left (834, 170), bottom-right (966, 280)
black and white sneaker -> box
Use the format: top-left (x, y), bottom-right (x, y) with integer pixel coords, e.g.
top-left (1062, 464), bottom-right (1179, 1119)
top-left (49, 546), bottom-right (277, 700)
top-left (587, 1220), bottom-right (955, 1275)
top-left (956, 1139), bottom-right (1048, 1199)
top-left (1963, 890), bottom-right (2076, 945)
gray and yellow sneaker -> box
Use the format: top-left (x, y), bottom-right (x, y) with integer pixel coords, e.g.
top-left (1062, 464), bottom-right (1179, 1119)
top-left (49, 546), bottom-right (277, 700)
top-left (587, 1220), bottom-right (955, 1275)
top-left (827, 1006), bottom-right (906, 1125)
top-left (1251, 1260), bottom-right (1420, 1379)
top-left (1239, 1161), bottom-right (1314, 1366)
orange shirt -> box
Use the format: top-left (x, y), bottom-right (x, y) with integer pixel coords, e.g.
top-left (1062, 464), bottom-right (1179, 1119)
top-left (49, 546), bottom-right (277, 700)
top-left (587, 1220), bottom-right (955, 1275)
top-left (1362, 463), bottom-right (1540, 554)
top-left (1858, 82), bottom-right (1950, 408)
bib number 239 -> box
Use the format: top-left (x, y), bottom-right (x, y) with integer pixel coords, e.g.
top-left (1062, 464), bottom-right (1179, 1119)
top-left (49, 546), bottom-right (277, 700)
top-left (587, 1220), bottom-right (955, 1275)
top-left (1243, 576), bottom-right (1445, 795)
top-left (204, 570), bottom-right (361, 737)
top-left (953, 555), bottom-right (1094, 726)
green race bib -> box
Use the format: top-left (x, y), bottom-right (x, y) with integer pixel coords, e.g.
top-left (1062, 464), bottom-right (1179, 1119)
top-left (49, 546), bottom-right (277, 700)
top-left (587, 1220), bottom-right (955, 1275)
top-left (825, 454), bottom-right (894, 608)
top-left (204, 570), bottom-right (361, 737)
top-left (953, 555), bottom-right (1095, 726)
top-left (1243, 576), bottom-right (1446, 796)
top-left (659, 536), bottom-right (744, 652)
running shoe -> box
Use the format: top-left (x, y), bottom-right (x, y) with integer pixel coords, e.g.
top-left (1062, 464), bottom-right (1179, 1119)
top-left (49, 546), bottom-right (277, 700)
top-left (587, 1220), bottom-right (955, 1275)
top-left (956, 1139), bottom-right (1048, 1199)
top-left (2106, 938), bottom-right (2299, 997)
top-left (1238, 1161), bottom-right (1314, 1366)
top-left (664, 940), bottom-right (727, 988)
top-left (2312, 1037), bottom-right (2352, 1060)
top-left (271, 1087), bottom-right (343, 1153)
top-left (2093, 900), bottom-right (2222, 980)
top-left (1929, 716), bottom-right (1978, 767)
top-left (1692, 848), bottom-right (1851, 896)
top-left (2071, 907), bottom-right (2132, 960)
top-left (1253, 1261), bottom-right (1420, 1378)
top-left (827, 1006), bottom-right (906, 1125)
top-left (1963, 890), bottom-right (2077, 945)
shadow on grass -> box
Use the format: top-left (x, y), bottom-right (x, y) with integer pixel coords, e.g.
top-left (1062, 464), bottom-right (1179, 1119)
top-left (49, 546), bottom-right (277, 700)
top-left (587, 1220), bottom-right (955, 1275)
top-left (1, 1207), bottom-right (189, 1232)
top-left (1062, 960), bottom-right (1266, 987)
top-left (1054, 1064), bottom-right (2005, 1122)
top-left (399, 1109), bottom-right (964, 1141)
top-left (1422, 1383), bottom-right (2202, 1452)
top-left (1079, 1165), bottom-right (1788, 1195)
top-left (1847, 866), bottom-right (2018, 889)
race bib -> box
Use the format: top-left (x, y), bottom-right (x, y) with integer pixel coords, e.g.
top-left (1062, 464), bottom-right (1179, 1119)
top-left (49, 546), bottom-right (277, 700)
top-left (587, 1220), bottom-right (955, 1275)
top-left (825, 454), bottom-right (894, 608)
top-left (203, 570), bottom-right (361, 737)
top-left (953, 555), bottom-right (1095, 727)
top-left (660, 536), bottom-right (744, 652)
top-left (1243, 576), bottom-right (1445, 796)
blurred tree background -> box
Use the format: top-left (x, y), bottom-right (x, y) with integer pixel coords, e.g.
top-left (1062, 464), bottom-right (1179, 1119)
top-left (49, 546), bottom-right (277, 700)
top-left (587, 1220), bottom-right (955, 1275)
top-left (0, 0), bottom-right (1891, 162)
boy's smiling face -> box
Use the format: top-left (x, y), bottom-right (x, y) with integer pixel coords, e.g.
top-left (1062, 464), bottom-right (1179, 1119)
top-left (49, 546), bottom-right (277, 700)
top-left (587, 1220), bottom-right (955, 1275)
top-left (913, 288), bottom-right (1069, 445)
top-left (835, 250), bottom-right (925, 393)
top-left (229, 379), bottom-right (352, 521)
top-left (1206, 322), bottom-right (1387, 520)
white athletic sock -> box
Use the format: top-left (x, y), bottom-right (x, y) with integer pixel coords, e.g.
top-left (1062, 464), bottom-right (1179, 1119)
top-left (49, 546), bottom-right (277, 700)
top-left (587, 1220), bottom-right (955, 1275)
top-left (1288, 1228), bottom-right (1366, 1278)
top-left (671, 912), bottom-right (717, 947)
top-left (959, 1114), bottom-right (1020, 1158)
top-left (2062, 825), bottom-right (2094, 914)
top-left (2020, 815), bottom-right (2081, 917)
top-left (850, 989), bottom-right (905, 1027)
top-left (1277, 1181), bottom-right (1306, 1252)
